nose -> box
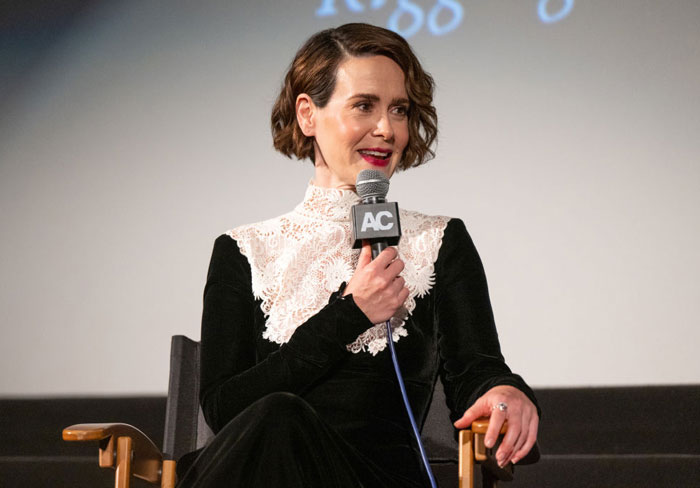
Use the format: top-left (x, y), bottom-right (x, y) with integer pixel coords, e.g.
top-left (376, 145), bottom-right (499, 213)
top-left (373, 113), bottom-right (394, 142)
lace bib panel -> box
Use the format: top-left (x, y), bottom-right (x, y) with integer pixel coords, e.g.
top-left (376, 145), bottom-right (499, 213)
top-left (228, 183), bottom-right (449, 355)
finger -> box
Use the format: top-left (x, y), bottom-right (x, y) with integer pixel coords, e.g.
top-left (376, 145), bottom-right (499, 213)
top-left (357, 241), bottom-right (372, 268)
top-left (453, 401), bottom-right (488, 429)
top-left (494, 413), bottom-right (519, 465)
top-left (484, 407), bottom-right (507, 449)
top-left (511, 414), bottom-right (539, 464)
top-left (371, 246), bottom-right (398, 269)
top-left (506, 429), bottom-right (527, 465)
top-left (397, 285), bottom-right (410, 304)
top-left (385, 257), bottom-right (405, 277)
top-left (509, 411), bottom-right (531, 463)
top-left (502, 412), bottom-right (529, 466)
top-left (389, 276), bottom-right (406, 293)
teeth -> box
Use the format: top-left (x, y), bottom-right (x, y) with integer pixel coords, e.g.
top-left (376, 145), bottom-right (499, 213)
top-left (360, 150), bottom-right (390, 158)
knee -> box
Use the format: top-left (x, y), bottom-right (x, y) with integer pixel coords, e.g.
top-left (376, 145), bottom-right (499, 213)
top-left (215, 392), bottom-right (318, 441)
top-left (253, 392), bottom-right (314, 419)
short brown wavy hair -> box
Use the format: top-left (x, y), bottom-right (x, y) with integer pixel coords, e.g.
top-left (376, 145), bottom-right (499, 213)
top-left (271, 23), bottom-right (437, 171)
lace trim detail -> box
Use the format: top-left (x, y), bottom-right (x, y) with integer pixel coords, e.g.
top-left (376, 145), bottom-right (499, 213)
top-left (228, 183), bottom-right (449, 355)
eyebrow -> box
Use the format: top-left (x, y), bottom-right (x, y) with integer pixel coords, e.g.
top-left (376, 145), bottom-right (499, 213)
top-left (348, 93), bottom-right (410, 105)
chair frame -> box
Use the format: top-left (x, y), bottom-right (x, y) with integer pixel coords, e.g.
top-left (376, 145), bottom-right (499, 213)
top-left (63, 335), bottom-right (521, 488)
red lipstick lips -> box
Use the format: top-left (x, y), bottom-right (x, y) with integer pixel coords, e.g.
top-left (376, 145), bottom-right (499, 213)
top-left (358, 148), bottom-right (392, 167)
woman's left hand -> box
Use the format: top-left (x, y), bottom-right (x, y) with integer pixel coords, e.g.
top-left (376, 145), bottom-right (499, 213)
top-left (453, 385), bottom-right (539, 467)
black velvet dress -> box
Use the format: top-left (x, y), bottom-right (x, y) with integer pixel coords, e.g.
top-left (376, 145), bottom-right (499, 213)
top-left (177, 185), bottom-right (539, 488)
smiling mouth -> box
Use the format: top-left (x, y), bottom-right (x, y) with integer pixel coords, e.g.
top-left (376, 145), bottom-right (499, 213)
top-left (358, 149), bottom-right (392, 166)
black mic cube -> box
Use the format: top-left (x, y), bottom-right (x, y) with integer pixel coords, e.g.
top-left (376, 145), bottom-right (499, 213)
top-left (351, 202), bottom-right (402, 249)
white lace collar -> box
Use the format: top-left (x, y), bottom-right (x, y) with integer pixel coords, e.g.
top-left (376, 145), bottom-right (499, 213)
top-left (294, 182), bottom-right (361, 222)
top-left (228, 182), bottom-right (449, 355)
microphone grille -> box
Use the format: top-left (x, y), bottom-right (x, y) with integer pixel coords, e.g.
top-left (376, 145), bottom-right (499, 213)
top-left (356, 170), bottom-right (390, 200)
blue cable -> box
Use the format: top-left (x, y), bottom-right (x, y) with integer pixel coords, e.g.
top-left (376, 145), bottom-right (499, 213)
top-left (385, 320), bottom-right (438, 488)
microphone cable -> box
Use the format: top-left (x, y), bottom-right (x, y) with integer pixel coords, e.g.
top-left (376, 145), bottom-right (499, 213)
top-left (385, 320), bottom-right (438, 488)
top-left (353, 169), bottom-right (437, 487)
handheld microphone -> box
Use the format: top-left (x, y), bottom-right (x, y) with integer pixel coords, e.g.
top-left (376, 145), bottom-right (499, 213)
top-left (352, 170), bottom-right (438, 488)
top-left (352, 170), bottom-right (402, 259)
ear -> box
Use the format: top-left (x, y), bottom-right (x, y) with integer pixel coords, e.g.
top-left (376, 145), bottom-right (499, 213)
top-left (296, 93), bottom-right (316, 137)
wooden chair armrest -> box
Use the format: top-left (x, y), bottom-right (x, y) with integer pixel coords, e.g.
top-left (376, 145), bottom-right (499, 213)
top-left (63, 423), bottom-right (171, 485)
top-left (458, 417), bottom-right (513, 488)
top-left (466, 417), bottom-right (539, 464)
top-left (471, 418), bottom-right (507, 462)
top-left (470, 417), bottom-right (508, 436)
top-left (458, 416), bottom-right (540, 488)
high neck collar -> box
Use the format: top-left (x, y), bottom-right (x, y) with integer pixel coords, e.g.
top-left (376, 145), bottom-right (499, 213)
top-left (294, 181), bottom-right (361, 222)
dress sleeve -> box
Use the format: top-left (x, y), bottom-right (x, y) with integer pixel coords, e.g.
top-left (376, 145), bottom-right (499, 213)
top-left (199, 234), bottom-right (373, 433)
top-left (434, 219), bottom-right (540, 422)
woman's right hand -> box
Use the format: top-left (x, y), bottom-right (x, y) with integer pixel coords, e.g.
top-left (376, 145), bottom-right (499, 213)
top-left (343, 241), bottom-right (409, 324)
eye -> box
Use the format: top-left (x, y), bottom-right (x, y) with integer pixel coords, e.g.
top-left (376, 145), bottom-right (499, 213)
top-left (392, 105), bottom-right (409, 117)
top-left (354, 101), bottom-right (373, 112)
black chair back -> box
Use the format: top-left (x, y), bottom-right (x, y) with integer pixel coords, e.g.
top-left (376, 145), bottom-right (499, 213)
top-left (162, 336), bottom-right (214, 460)
top-left (162, 335), bottom-right (459, 485)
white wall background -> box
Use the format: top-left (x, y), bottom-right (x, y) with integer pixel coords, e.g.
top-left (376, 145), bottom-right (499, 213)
top-left (1, 0), bottom-right (699, 396)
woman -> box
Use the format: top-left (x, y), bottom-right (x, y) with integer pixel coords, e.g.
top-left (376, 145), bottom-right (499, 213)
top-left (179, 23), bottom-right (539, 487)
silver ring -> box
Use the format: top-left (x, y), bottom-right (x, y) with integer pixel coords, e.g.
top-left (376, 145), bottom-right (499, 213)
top-left (493, 402), bottom-right (508, 412)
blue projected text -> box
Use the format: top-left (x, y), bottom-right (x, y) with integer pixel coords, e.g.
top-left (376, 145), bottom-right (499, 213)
top-left (316, 0), bottom-right (575, 38)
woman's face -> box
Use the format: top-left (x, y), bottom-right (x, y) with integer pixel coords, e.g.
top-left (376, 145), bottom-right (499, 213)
top-left (299, 55), bottom-right (410, 190)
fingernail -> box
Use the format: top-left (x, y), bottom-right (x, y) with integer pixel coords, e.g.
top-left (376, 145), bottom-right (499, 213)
top-left (485, 438), bottom-right (493, 448)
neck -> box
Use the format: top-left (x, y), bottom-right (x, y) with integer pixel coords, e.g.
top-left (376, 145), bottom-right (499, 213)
top-left (313, 164), bottom-right (355, 192)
